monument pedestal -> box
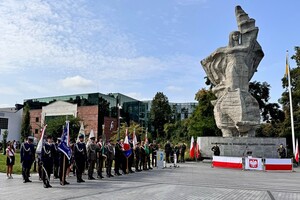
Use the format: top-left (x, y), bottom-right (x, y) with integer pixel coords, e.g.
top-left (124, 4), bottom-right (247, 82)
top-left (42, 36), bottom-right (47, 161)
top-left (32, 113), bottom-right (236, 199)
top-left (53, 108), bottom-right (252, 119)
top-left (198, 137), bottom-right (286, 159)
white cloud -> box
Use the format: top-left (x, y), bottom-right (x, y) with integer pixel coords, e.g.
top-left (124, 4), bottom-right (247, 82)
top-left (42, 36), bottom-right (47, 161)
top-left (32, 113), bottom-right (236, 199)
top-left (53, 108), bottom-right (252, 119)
top-left (60, 75), bottom-right (93, 89)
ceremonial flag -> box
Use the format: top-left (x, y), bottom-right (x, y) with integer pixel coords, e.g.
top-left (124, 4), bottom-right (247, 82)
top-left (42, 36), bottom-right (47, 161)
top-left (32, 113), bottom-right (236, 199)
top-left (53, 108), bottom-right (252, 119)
top-left (58, 121), bottom-right (72, 160)
top-left (285, 53), bottom-right (289, 79)
top-left (133, 128), bottom-right (137, 148)
top-left (123, 128), bottom-right (132, 157)
top-left (296, 138), bottom-right (299, 163)
top-left (36, 124), bottom-right (47, 154)
top-left (76, 121), bottom-right (85, 143)
top-left (189, 136), bottom-right (195, 158)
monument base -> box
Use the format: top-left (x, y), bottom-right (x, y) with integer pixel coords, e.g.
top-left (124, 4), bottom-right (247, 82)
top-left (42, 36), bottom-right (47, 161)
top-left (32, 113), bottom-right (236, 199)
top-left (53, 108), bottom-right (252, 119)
top-left (197, 137), bottom-right (286, 159)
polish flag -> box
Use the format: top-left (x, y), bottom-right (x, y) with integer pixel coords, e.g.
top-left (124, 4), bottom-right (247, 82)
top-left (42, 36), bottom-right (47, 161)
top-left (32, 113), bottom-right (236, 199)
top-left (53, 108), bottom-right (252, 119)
top-left (190, 136), bottom-right (195, 158)
top-left (123, 128), bottom-right (130, 151)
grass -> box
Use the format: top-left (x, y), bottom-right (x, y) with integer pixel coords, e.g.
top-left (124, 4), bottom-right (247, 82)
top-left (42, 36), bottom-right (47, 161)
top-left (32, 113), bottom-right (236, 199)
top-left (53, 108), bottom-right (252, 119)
top-left (0, 153), bottom-right (25, 174)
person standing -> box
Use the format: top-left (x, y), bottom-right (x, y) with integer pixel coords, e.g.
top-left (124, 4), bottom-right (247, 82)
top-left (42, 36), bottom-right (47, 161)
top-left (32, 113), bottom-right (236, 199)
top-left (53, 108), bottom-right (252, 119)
top-left (134, 142), bottom-right (141, 172)
top-left (180, 143), bottom-right (186, 163)
top-left (52, 137), bottom-right (60, 179)
top-left (6, 141), bottom-right (15, 179)
top-left (41, 135), bottom-right (54, 188)
top-left (20, 136), bottom-right (35, 183)
top-left (104, 140), bottom-right (114, 177)
top-left (97, 137), bottom-right (105, 179)
top-left (164, 141), bottom-right (171, 163)
top-left (87, 136), bottom-right (99, 180)
top-left (114, 139), bottom-right (123, 175)
top-left (74, 134), bottom-right (87, 183)
top-left (211, 143), bottom-right (220, 156)
top-left (152, 141), bottom-right (158, 167)
top-left (277, 144), bottom-right (286, 158)
top-left (174, 144), bottom-right (180, 163)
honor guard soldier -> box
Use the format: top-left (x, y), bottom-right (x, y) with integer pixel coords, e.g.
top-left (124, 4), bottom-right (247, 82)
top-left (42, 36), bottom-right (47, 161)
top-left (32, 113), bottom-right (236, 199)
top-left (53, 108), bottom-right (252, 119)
top-left (74, 134), bottom-right (87, 183)
top-left (152, 141), bottom-right (158, 167)
top-left (134, 142), bottom-right (142, 172)
top-left (41, 135), bottom-right (54, 188)
top-left (20, 136), bottom-right (35, 183)
top-left (114, 139), bottom-right (123, 175)
top-left (87, 136), bottom-right (99, 180)
top-left (53, 137), bottom-right (60, 179)
top-left (180, 143), bottom-right (187, 162)
top-left (97, 137), bottom-right (105, 179)
top-left (104, 140), bottom-right (114, 177)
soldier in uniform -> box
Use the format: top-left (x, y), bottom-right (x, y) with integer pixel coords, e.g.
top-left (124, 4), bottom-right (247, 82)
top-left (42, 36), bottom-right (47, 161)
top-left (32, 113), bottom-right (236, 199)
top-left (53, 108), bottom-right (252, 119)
top-left (104, 140), bottom-right (114, 177)
top-left (114, 139), bottom-right (123, 175)
top-left (52, 137), bottom-right (60, 179)
top-left (151, 141), bottom-right (158, 167)
top-left (41, 135), bottom-right (54, 188)
top-left (140, 141), bottom-right (146, 170)
top-left (180, 142), bottom-right (187, 162)
top-left (211, 143), bottom-right (220, 156)
top-left (134, 142), bottom-right (141, 172)
top-left (74, 134), bottom-right (87, 183)
top-left (20, 136), bottom-right (35, 183)
top-left (97, 137), bottom-right (105, 179)
top-left (87, 136), bottom-right (99, 180)
top-left (128, 139), bottom-right (135, 173)
top-left (277, 144), bottom-right (286, 158)
top-left (164, 141), bottom-right (172, 163)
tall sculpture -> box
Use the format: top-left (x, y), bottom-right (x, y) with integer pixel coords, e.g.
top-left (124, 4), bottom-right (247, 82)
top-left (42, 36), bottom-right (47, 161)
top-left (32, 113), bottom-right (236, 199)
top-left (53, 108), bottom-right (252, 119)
top-left (201, 6), bottom-right (264, 137)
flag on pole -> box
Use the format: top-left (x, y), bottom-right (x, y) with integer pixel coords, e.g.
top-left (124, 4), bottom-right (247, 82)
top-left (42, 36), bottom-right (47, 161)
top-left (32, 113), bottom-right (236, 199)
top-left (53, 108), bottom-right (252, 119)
top-left (36, 125), bottom-right (47, 154)
top-left (58, 121), bottom-right (72, 160)
top-left (133, 128), bottom-right (137, 148)
top-left (123, 128), bottom-right (132, 157)
top-left (76, 121), bottom-right (85, 142)
top-left (189, 136), bottom-right (195, 158)
top-left (295, 138), bottom-right (299, 163)
top-left (285, 53), bottom-right (289, 79)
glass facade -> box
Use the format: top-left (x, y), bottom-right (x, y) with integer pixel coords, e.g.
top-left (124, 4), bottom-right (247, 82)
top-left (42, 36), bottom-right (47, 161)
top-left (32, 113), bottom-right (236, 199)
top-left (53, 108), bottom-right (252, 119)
top-left (24, 93), bottom-right (197, 132)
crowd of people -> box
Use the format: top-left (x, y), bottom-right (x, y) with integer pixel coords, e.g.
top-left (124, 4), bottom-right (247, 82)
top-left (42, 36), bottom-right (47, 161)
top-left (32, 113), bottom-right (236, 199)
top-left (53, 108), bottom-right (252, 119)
top-left (15, 135), bottom-right (186, 188)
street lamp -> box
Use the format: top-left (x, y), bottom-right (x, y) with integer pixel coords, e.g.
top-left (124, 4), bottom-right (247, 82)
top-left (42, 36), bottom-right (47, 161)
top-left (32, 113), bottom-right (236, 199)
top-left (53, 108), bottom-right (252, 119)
top-left (117, 103), bottom-right (122, 140)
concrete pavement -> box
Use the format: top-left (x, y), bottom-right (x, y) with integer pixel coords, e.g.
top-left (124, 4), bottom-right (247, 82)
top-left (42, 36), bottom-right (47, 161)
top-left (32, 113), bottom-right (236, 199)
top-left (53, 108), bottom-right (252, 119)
top-left (1, 162), bottom-right (300, 200)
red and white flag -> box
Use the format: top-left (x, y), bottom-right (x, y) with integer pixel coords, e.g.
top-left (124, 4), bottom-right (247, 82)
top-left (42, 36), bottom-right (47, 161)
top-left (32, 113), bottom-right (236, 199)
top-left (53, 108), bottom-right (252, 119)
top-left (123, 128), bottom-right (130, 151)
top-left (36, 124), bottom-right (47, 154)
top-left (295, 138), bottom-right (299, 163)
top-left (189, 136), bottom-right (195, 158)
top-left (132, 128), bottom-right (137, 148)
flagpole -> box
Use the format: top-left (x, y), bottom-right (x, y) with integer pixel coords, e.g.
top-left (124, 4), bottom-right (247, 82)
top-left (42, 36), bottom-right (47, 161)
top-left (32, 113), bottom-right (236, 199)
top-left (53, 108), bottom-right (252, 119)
top-left (287, 50), bottom-right (296, 157)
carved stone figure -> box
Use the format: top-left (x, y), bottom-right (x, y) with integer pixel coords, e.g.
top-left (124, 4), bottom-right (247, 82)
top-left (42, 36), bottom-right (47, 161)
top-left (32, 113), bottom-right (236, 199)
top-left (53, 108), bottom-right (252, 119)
top-left (201, 6), bottom-right (264, 137)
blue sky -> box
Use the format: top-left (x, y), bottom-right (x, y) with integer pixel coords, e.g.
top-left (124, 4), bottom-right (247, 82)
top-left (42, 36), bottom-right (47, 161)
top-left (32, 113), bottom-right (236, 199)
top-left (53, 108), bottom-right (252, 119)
top-left (0, 0), bottom-right (299, 107)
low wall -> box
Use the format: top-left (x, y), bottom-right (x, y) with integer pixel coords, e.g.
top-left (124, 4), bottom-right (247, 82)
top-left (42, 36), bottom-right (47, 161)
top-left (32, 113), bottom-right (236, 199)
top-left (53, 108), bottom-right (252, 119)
top-left (197, 137), bottom-right (286, 158)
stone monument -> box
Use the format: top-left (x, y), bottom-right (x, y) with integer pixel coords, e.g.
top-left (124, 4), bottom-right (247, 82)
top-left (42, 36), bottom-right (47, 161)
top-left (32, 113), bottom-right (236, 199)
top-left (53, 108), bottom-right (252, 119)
top-left (198, 6), bottom-right (286, 158)
top-left (201, 6), bottom-right (264, 137)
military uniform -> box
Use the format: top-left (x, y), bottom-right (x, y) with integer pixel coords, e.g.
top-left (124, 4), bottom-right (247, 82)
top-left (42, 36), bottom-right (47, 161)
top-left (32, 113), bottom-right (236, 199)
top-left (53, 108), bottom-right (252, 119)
top-left (134, 143), bottom-right (141, 171)
top-left (180, 143), bottom-right (186, 162)
top-left (74, 139), bottom-right (87, 182)
top-left (104, 141), bottom-right (114, 177)
top-left (152, 143), bottom-right (158, 167)
top-left (20, 137), bottom-right (35, 183)
top-left (97, 140), bottom-right (105, 179)
top-left (114, 141), bottom-right (123, 175)
top-left (165, 142), bottom-right (171, 163)
top-left (41, 141), bottom-right (54, 188)
top-left (53, 140), bottom-right (60, 179)
top-left (87, 139), bottom-right (100, 180)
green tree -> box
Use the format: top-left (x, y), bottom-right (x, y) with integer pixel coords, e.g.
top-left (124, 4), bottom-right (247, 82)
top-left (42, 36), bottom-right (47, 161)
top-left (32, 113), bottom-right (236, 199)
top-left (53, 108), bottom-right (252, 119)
top-left (45, 116), bottom-right (81, 142)
top-left (150, 92), bottom-right (172, 139)
top-left (20, 103), bottom-right (31, 140)
top-left (187, 89), bottom-right (221, 137)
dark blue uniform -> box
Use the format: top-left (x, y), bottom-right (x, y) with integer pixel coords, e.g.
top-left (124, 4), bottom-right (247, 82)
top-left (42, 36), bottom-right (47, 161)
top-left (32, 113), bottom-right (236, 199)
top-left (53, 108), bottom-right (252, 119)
top-left (41, 143), bottom-right (54, 187)
top-left (74, 142), bottom-right (87, 182)
top-left (20, 141), bottom-right (35, 182)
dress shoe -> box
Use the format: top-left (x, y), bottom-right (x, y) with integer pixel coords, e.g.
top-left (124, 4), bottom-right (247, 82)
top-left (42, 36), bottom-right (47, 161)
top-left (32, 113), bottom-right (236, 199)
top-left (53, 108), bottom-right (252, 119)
top-left (48, 184), bottom-right (52, 188)
top-left (88, 177), bottom-right (96, 180)
top-left (43, 184), bottom-right (48, 188)
top-left (64, 181), bottom-right (70, 185)
top-left (80, 179), bottom-right (85, 182)
top-left (109, 174), bottom-right (114, 177)
top-left (27, 179), bottom-right (32, 182)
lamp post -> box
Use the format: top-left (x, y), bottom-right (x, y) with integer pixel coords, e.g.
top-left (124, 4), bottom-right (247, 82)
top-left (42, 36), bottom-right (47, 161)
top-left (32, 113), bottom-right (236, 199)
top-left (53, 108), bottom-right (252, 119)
top-left (117, 103), bottom-right (122, 140)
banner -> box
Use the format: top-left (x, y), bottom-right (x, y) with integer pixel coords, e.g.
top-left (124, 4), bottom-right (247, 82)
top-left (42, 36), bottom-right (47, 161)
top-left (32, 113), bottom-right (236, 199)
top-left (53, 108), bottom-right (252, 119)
top-left (265, 158), bottom-right (293, 171)
top-left (157, 150), bottom-right (164, 169)
top-left (245, 157), bottom-right (263, 170)
top-left (212, 156), bottom-right (243, 169)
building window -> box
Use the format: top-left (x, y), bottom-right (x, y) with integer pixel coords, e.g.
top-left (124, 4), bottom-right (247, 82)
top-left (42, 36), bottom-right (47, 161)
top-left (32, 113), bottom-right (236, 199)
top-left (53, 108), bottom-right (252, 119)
top-left (35, 129), bottom-right (39, 134)
top-left (36, 117), bottom-right (39, 122)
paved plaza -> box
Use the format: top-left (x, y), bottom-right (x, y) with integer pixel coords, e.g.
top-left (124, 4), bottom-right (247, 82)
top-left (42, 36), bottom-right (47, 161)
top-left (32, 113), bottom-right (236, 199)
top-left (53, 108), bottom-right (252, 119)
top-left (1, 162), bottom-right (300, 200)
